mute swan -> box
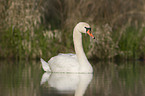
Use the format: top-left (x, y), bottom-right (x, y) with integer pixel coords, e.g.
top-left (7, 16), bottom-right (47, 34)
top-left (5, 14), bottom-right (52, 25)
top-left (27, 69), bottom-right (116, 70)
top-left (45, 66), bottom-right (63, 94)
top-left (41, 22), bottom-right (95, 73)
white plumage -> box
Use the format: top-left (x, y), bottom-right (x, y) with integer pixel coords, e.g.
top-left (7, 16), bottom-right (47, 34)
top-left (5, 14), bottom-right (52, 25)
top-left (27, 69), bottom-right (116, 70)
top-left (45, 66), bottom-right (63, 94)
top-left (40, 22), bottom-right (95, 73)
top-left (48, 54), bottom-right (79, 72)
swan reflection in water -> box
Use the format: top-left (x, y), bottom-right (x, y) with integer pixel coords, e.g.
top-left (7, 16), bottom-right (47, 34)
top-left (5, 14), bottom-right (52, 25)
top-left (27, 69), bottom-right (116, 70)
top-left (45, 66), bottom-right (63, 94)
top-left (40, 72), bottom-right (93, 96)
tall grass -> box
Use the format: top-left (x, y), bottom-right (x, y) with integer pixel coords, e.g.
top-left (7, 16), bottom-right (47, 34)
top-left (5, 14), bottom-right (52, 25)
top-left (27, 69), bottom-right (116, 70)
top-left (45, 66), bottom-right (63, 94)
top-left (117, 25), bottom-right (145, 60)
top-left (0, 0), bottom-right (145, 60)
top-left (1, 25), bottom-right (62, 60)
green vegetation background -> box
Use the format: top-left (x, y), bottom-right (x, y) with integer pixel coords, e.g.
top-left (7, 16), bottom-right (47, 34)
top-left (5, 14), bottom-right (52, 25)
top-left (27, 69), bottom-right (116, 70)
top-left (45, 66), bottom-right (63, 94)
top-left (0, 0), bottom-right (145, 60)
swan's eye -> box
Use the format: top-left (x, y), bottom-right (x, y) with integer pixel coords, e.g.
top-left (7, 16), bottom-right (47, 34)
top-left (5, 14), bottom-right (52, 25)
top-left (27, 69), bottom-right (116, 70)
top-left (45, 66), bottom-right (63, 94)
top-left (85, 27), bottom-right (95, 39)
top-left (84, 27), bottom-right (91, 33)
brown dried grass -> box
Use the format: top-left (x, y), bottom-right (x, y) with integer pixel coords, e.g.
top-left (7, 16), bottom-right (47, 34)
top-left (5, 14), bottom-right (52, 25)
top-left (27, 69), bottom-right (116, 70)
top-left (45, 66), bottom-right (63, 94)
top-left (1, 0), bottom-right (145, 59)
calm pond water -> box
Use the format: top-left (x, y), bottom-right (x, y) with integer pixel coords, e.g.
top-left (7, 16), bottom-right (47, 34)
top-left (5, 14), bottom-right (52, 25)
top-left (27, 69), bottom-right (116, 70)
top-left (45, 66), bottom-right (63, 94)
top-left (0, 60), bottom-right (145, 96)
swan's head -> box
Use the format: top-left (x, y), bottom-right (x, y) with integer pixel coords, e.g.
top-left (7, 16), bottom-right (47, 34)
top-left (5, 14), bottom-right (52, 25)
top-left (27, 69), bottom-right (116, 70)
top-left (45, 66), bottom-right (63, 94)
top-left (75, 22), bottom-right (95, 39)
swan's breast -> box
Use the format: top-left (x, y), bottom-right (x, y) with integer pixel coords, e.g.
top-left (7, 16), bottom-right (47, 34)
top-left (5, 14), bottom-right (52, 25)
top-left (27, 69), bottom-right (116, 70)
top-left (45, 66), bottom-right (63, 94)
top-left (48, 53), bottom-right (80, 72)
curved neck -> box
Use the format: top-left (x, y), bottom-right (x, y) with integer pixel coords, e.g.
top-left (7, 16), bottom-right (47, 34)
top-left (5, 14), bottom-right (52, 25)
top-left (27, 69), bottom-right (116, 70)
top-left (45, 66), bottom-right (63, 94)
top-left (73, 27), bottom-right (93, 73)
top-left (73, 28), bottom-right (87, 62)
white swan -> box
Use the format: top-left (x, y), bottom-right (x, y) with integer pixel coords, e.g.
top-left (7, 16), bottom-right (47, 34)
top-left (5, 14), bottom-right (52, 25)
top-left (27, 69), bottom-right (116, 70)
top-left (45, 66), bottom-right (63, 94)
top-left (40, 22), bottom-right (95, 73)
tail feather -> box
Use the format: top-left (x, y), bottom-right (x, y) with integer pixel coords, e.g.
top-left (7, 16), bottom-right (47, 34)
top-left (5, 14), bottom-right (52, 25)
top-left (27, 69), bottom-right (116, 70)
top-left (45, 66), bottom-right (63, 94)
top-left (40, 58), bottom-right (51, 72)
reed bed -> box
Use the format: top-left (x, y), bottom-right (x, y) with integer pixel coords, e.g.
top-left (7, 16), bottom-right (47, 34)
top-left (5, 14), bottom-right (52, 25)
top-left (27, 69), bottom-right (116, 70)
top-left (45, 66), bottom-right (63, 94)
top-left (0, 0), bottom-right (145, 60)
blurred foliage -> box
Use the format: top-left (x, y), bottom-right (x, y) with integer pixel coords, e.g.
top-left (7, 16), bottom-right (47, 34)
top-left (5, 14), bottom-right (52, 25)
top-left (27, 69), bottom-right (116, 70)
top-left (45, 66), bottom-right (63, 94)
top-left (0, 0), bottom-right (145, 60)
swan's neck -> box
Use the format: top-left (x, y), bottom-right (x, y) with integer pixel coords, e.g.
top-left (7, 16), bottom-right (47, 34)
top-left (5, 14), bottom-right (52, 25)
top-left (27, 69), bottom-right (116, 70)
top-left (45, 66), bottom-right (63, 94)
top-left (73, 28), bottom-right (93, 73)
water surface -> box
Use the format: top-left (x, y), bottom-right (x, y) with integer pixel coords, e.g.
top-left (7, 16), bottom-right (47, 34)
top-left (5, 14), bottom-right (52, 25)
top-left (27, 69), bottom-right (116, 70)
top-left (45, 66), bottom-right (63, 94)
top-left (0, 60), bottom-right (145, 96)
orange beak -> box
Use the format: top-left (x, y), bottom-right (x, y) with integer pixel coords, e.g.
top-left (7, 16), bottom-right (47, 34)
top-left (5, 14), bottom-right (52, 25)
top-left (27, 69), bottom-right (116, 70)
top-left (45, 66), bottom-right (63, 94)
top-left (87, 30), bottom-right (95, 39)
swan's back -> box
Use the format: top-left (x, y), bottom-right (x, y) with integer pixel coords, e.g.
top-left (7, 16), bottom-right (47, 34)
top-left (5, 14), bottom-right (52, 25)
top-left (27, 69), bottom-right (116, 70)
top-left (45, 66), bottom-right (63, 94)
top-left (48, 54), bottom-right (80, 72)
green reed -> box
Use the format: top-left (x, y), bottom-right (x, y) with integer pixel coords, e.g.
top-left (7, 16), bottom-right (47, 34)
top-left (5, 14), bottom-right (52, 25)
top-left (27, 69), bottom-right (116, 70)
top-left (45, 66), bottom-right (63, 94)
top-left (1, 24), bottom-right (145, 60)
top-left (1, 0), bottom-right (145, 60)
top-left (114, 26), bottom-right (145, 60)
